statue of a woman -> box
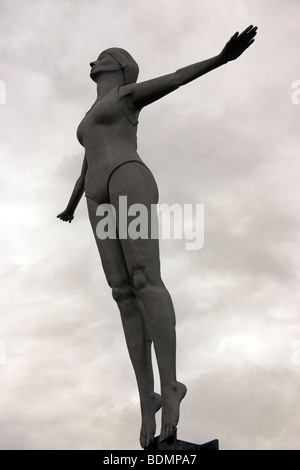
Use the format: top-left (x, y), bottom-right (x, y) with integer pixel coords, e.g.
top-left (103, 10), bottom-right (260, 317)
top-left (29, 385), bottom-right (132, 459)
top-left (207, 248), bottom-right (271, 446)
top-left (57, 25), bottom-right (257, 448)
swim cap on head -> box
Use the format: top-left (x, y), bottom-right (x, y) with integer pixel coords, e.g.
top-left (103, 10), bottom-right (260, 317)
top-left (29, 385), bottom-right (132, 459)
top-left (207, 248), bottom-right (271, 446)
top-left (102, 47), bottom-right (139, 85)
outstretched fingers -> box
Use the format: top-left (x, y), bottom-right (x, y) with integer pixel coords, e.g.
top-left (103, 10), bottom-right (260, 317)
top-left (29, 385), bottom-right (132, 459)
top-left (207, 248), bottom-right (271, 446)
top-left (229, 25), bottom-right (257, 48)
top-left (245, 38), bottom-right (255, 49)
top-left (56, 213), bottom-right (74, 223)
top-left (240, 24), bottom-right (255, 36)
top-left (230, 31), bottom-right (239, 40)
top-left (239, 25), bottom-right (258, 43)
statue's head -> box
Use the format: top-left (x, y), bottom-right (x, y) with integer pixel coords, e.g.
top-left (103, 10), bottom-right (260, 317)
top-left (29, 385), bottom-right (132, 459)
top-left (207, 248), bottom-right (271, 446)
top-left (103, 48), bottom-right (139, 84)
top-left (90, 48), bottom-right (139, 85)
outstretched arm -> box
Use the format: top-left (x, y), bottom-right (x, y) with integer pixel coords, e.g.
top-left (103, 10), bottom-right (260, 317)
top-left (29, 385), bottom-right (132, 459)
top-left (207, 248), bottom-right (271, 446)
top-left (57, 154), bottom-right (87, 223)
top-left (126, 25), bottom-right (257, 109)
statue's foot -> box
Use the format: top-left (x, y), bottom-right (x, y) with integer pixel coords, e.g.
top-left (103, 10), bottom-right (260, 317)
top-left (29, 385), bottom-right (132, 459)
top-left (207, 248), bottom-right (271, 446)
top-left (160, 381), bottom-right (187, 443)
top-left (140, 392), bottom-right (162, 449)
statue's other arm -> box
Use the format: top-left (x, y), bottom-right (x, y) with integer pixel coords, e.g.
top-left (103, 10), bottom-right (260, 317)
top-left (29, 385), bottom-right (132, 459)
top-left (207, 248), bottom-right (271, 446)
top-left (128, 25), bottom-right (257, 110)
top-left (57, 154), bottom-right (87, 223)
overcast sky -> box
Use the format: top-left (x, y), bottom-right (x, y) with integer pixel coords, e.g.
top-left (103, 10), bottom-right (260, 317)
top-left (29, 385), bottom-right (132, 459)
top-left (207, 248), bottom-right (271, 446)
top-left (1, 0), bottom-right (300, 450)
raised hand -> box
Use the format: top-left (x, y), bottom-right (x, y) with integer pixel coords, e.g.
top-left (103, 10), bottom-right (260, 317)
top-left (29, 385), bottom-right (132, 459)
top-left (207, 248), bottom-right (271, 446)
top-left (57, 210), bottom-right (74, 223)
top-left (220, 25), bottom-right (258, 63)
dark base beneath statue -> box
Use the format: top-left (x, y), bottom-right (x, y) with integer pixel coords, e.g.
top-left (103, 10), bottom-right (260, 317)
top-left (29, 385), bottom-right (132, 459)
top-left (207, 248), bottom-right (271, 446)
top-left (146, 435), bottom-right (219, 451)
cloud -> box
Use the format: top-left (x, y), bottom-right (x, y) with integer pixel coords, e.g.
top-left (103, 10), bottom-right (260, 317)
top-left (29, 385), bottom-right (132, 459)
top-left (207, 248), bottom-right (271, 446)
top-left (180, 365), bottom-right (300, 450)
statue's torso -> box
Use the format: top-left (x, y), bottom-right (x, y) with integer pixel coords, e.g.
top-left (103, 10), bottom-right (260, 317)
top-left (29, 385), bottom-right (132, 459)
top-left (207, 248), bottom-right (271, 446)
top-left (77, 87), bottom-right (144, 203)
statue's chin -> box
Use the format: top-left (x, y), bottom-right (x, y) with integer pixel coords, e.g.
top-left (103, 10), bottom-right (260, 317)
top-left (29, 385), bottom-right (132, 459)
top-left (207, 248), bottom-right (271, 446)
top-left (90, 71), bottom-right (98, 83)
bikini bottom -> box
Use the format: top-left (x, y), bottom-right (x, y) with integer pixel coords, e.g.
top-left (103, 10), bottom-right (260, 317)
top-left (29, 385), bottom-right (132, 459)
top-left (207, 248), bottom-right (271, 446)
top-left (85, 160), bottom-right (156, 205)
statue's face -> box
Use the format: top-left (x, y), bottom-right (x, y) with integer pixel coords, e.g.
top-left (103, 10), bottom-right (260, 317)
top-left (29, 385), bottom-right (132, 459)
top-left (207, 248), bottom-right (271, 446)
top-left (89, 53), bottom-right (121, 81)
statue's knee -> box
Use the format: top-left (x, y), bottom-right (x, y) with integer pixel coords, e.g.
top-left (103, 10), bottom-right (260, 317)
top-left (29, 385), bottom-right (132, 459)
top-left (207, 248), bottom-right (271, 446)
top-left (131, 266), bottom-right (162, 292)
top-left (111, 282), bottom-right (134, 303)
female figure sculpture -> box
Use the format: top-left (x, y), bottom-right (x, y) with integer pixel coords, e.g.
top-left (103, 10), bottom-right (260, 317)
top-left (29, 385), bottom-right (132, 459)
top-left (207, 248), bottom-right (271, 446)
top-left (57, 25), bottom-right (257, 448)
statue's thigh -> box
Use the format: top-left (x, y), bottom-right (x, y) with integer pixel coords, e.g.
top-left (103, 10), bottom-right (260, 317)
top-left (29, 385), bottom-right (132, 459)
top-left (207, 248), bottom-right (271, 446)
top-left (86, 197), bottom-right (131, 287)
